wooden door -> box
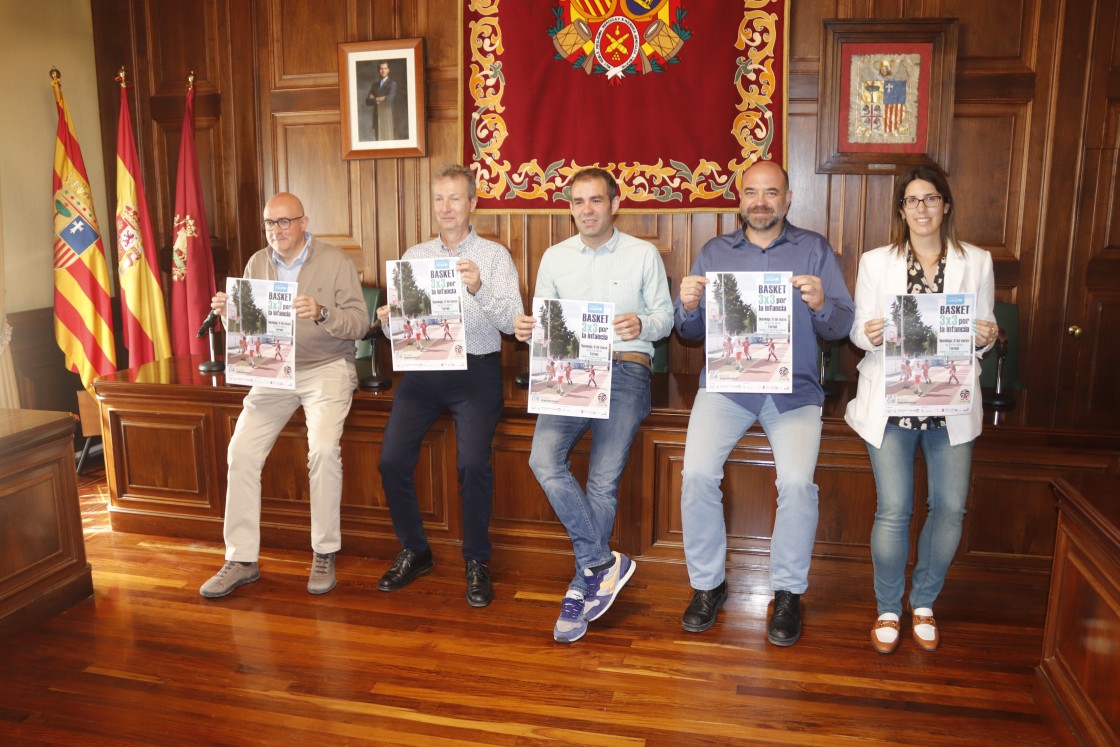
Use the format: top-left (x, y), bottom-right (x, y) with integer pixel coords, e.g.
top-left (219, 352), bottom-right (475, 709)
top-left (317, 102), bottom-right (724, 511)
top-left (1056, 0), bottom-right (1120, 428)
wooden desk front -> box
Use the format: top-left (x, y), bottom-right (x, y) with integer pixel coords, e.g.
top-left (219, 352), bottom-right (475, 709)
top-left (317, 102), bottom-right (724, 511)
top-left (1036, 475), bottom-right (1120, 746)
top-left (0, 408), bottom-right (92, 635)
top-left (93, 357), bottom-right (1120, 575)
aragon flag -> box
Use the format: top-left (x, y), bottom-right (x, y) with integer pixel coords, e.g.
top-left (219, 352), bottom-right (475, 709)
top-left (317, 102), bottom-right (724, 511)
top-left (115, 68), bottom-right (171, 367)
top-left (169, 75), bottom-right (216, 357)
top-left (50, 67), bottom-right (116, 392)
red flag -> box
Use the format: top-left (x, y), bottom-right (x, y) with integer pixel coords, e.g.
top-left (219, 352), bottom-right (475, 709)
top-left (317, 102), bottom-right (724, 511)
top-left (116, 69), bottom-right (171, 367)
top-left (169, 78), bottom-right (216, 356)
top-left (51, 68), bottom-right (116, 391)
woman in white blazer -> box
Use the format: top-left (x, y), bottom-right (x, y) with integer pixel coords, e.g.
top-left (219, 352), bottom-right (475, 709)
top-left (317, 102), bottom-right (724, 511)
top-left (844, 165), bottom-right (997, 654)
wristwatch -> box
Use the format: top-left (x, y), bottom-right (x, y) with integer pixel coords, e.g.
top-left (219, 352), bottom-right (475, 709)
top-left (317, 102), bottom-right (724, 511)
top-left (317, 306), bottom-right (330, 324)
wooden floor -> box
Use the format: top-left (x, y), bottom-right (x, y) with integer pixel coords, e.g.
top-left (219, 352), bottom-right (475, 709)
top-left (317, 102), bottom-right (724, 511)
top-left (1, 464), bottom-right (1059, 746)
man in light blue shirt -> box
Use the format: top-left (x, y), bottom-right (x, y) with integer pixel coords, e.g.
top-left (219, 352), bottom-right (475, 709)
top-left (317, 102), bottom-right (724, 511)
top-left (514, 168), bottom-right (672, 643)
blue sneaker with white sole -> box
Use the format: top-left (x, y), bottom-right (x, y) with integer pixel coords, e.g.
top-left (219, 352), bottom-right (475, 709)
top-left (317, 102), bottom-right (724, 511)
top-left (553, 590), bottom-right (588, 643)
top-left (581, 551), bottom-right (636, 622)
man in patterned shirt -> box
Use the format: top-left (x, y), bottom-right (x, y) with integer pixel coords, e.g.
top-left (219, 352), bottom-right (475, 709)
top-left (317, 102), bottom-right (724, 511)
top-left (375, 164), bottom-right (523, 607)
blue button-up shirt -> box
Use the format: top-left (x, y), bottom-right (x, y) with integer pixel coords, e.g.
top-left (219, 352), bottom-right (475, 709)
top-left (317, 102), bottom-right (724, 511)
top-left (674, 221), bottom-right (854, 413)
top-left (269, 232), bottom-right (311, 282)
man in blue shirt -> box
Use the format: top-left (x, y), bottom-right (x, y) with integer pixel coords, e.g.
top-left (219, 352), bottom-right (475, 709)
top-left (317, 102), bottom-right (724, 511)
top-left (514, 168), bottom-right (673, 644)
top-left (674, 160), bottom-right (854, 646)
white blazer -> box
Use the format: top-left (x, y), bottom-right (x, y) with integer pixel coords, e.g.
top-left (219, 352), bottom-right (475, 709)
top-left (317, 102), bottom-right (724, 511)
top-left (844, 241), bottom-right (996, 448)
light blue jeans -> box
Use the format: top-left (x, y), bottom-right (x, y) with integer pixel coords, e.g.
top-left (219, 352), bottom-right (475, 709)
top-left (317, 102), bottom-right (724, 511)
top-left (680, 390), bottom-right (822, 593)
top-left (866, 423), bottom-right (973, 615)
top-left (529, 361), bottom-right (651, 594)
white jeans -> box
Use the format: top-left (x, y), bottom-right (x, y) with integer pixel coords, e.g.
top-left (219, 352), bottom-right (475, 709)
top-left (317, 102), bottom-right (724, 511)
top-left (223, 358), bottom-right (357, 561)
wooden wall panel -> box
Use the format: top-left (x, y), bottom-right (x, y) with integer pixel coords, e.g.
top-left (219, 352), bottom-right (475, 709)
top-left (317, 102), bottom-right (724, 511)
top-left (268, 0), bottom-right (352, 88)
top-left (148, 1), bottom-right (219, 94)
top-left (273, 113), bottom-right (363, 257)
top-left (936, 0), bottom-right (1034, 70)
top-left (949, 106), bottom-right (1022, 256)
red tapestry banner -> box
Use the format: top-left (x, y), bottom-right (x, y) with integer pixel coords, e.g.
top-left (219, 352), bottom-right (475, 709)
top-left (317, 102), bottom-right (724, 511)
top-left (463, 0), bottom-right (788, 212)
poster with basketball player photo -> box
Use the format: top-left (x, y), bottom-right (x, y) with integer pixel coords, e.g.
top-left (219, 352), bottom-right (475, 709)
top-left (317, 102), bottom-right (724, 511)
top-left (526, 297), bottom-right (614, 419)
top-left (385, 258), bottom-right (467, 371)
top-left (703, 271), bottom-right (793, 393)
top-left (224, 277), bottom-right (297, 390)
top-left (883, 292), bottom-right (976, 416)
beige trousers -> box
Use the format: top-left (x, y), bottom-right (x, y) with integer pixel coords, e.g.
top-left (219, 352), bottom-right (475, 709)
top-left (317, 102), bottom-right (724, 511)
top-left (223, 357), bottom-right (357, 561)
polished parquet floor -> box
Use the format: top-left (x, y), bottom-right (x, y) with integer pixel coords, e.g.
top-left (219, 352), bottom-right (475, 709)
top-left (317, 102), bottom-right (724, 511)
top-left (1, 462), bottom-right (1058, 746)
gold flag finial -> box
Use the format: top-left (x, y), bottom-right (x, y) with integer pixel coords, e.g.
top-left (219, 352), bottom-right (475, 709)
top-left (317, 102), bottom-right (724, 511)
top-left (116, 66), bottom-right (127, 88)
top-left (50, 67), bottom-right (61, 82)
top-left (187, 71), bottom-right (195, 91)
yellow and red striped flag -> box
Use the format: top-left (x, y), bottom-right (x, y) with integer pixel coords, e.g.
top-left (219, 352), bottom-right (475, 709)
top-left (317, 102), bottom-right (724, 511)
top-left (115, 68), bottom-right (170, 367)
top-left (169, 74), bottom-right (216, 356)
top-left (51, 67), bottom-right (116, 391)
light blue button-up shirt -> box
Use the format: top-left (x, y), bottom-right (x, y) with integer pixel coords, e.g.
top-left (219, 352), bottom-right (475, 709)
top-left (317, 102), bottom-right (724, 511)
top-left (532, 228), bottom-right (673, 356)
top-left (269, 232), bottom-right (311, 282)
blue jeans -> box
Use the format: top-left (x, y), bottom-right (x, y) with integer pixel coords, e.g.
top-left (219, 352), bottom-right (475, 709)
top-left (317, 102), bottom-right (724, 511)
top-left (529, 361), bottom-right (651, 594)
top-left (866, 423), bottom-right (973, 615)
top-left (680, 390), bottom-right (822, 593)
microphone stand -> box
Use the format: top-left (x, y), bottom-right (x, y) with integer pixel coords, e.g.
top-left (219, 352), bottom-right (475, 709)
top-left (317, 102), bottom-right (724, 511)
top-left (358, 321), bottom-right (392, 390)
top-left (198, 316), bottom-right (225, 375)
top-left (982, 331), bottom-right (1015, 410)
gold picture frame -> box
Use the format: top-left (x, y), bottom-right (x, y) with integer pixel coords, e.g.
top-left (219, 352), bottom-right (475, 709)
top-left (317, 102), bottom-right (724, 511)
top-left (338, 38), bottom-right (427, 160)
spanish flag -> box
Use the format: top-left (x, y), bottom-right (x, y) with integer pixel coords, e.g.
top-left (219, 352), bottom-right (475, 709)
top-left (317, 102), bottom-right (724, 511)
top-left (51, 68), bottom-right (116, 391)
top-left (115, 68), bottom-right (170, 367)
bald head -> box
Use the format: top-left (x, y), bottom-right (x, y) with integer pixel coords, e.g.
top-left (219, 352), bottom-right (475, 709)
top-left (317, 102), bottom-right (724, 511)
top-left (262, 192), bottom-right (308, 260)
top-left (265, 192), bottom-right (305, 218)
top-left (743, 160), bottom-right (789, 191)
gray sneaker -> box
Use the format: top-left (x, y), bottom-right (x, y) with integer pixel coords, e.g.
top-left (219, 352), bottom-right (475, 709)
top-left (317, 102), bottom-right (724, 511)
top-left (307, 551), bottom-right (336, 595)
top-left (199, 561), bottom-right (259, 598)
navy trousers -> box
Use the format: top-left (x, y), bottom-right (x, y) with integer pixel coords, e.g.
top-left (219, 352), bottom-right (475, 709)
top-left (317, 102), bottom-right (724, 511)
top-left (378, 354), bottom-right (504, 562)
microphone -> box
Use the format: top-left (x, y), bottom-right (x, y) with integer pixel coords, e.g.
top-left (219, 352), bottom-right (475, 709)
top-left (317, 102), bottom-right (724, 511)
top-left (360, 318), bottom-right (383, 342)
top-left (196, 309), bottom-right (221, 338)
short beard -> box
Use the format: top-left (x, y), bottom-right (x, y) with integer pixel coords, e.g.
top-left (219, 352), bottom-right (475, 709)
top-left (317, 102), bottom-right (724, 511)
top-left (743, 210), bottom-right (784, 232)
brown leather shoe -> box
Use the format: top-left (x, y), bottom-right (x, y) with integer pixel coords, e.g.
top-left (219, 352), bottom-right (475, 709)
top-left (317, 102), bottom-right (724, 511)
top-left (870, 614), bottom-right (900, 654)
top-left (911, 607), bottom-right (940, 651)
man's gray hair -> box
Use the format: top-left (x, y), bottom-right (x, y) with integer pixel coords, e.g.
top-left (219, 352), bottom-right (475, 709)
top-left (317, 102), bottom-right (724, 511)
top-left (435, 164), bottom-right (477, 200)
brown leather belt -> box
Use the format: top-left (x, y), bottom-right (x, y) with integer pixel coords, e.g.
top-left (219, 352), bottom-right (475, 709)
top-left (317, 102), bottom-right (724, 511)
top-left (612, 351), bottom-right (652, 370)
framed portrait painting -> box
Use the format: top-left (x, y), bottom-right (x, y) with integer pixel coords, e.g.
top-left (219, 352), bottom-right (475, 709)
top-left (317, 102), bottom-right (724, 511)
top-left (816, 19), bottom-right (958, 175)
top-left (338, 38), bottom-right (427, 160)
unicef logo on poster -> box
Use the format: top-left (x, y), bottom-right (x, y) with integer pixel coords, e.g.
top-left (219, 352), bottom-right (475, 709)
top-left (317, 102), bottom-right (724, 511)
top-left (550, 0), bottom-right (691, 83)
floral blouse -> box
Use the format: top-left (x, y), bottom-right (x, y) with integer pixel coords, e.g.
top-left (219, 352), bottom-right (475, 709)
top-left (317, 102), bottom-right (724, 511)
top-left (890, 249), bottom-right (947, 431)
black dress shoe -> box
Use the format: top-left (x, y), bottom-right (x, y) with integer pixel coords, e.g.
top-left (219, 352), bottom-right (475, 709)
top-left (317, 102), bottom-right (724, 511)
top-left (378, 548), bottom-right (434, 591)
top-left (682, 581), bottom-right (728, 633)
top-left (767, 590), bottom-right (801, 646)
top-left (465, 559), bottom-right (493, 607)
